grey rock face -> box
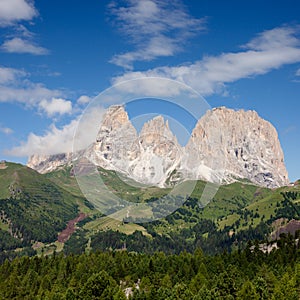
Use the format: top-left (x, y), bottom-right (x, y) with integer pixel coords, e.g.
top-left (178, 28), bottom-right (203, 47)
top-left (128, 116), bottom-right (182, 186)
top-left (85, 105), bottom-right (139, 172)
top-left (27, 153), bottom-right (72, 174)
top-left (27, 106), bottom-right (289, 188)
top-left (87, 108), bottom-right (182, 186)
top-left (182, 107), bottom-right (289, 187)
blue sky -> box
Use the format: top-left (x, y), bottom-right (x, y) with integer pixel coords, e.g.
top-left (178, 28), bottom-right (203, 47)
top-left (0, 0), bottom-right (300, 181)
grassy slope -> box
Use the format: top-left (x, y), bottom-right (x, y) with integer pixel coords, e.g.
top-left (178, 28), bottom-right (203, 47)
top-left (0, 162), bottom-right (23, 199)
top-left (2, 162), bottom-right (299, 256)
top-left (83, 216), bottom-right (150, 236)
top-left (44, 166), bottom-right (94, 214)
top-left (44, 165), bottom-right (168, 237)
top-left (45, 166), bottom-right (169, 209)
top-left (47, 164), bottom-right (300, 237)
top-left (0, 163), bottom-right (81, 247)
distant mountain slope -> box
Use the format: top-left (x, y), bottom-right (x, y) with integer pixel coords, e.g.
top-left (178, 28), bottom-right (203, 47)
top-left (0, 162), bottom-right (81, 257)
top-left (44, 164), bottom-right (299, 255)
top-left (0, 161), bottom-right (299, 260)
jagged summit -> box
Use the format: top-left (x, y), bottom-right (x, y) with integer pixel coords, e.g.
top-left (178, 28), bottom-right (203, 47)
top-left (100, 105), bottom-right (130, 130)
top-left (182, 107), bottom-right (288, 187)
top-left (27, 106), bottom-right (289, 188)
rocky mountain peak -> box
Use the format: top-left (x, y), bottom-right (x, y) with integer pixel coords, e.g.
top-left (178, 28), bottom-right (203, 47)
top-left (139, 116), bottom-right (177, 147)
top-left (99, 105), bottom-right (130, 130)
top-left (87, 105), bottom-right (138, 171)
top-left (183, 107), bottom-right (288, 187)
top-left (140, 115), bottom-right (169, 134)
top-left (129, 115), bottom-right (182, 186)
top-left (27, 106), bottom-right (289, 188)
top-left (27, 153), bottom-right (72, 174)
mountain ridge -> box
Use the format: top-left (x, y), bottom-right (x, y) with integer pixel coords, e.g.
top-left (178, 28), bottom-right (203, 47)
top-left (28, 106), bottom-right (289, 188)
top-left (1, 161), bottom-right (299, 260)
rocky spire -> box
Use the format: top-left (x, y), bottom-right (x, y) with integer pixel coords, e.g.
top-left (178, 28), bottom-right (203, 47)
top-left (27, 106), bottom-right (289, 188)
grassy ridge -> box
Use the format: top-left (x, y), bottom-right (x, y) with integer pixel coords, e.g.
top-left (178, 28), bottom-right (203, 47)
top-left (1, 162), bottom-right (299, 259)
top-left (0, 162), bottom-right (80, 254)
top-left (46, 164), bottom-right (300, 237)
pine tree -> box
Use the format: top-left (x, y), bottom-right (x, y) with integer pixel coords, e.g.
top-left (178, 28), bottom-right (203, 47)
top-left (237, 280), bottom-right (259, 300)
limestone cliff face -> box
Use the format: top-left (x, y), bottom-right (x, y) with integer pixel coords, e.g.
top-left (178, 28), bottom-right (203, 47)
top-left (182, 107), bottom-right (289, 187)
top-left (85, 105), bottom-right (139, 171)
top-left (27, 106), bottom-right (289, 188)
top-left (73, 107), bottom-right (181, 186)
top-left (128, 116), bottom-right (182, 186)
top-left (27, 153), bottom-right (72, 174)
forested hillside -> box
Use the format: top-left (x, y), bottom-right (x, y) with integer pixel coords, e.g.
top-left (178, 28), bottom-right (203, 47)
top-left (1, 163), bottom-right (300, 261)
top-left (0, 233), bottom-right (299, 299)
top-left (0, 163), bottom-right (85, 262)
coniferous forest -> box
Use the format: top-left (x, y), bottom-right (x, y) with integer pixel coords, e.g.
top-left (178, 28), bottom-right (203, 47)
top-left (1, 164), bottom-right (300, 298)
top-left (0, 232), bottom-right (299, 300)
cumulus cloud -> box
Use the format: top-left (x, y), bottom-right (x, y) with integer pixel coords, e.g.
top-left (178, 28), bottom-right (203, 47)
top-left (0, 0), bottom-right (37, 26)
top-left (7, 121), bottom-right (79, 157)
top-left (296, 68), bottom-right (300, 76)
top-left (38, 98), bottom-right (72, 116)
top-left (7, 107), bottom-right (106, 156)
top-left (111, 76), bottom-right (193, 99)
top-left (0, 126), bottom-right (13, 135)
top-left (0, 65), bottom-right (73, 117)
top-left (0, 80), bottom-right (61, 106)
top-left (113, 26), bottom-right (300, 95)
top-left (77, 95), bottom-right (91, 105)
top-left (0, 1), bottom-right (49, 56)
top-left (245, 26), bottom-right (300, 50)
top-left (0, 66), bottom-right (26, 84)
top-left (1, 37), bottom-right (49, 55)
top-left (109, 0), bottom-right (206, 69)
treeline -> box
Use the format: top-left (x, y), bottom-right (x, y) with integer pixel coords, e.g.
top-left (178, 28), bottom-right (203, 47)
top-left (0, 233), bottom-right (299, 299)
top-left (0, 183), bottom-right (78, 252)
top-left (83, 196), bottom-right (271, 257)
top-left (82, 219), bottom-right (269, 256)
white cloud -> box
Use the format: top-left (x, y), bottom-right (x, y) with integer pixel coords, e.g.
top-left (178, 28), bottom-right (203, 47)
top-left (296, 68), bottom-right (300, 76)
top-left (7, 107), bottom-right (106, 156)
top-left (7, 120), bottom-right (79, 157)
top-left (1, 38), bottom-right (49, 55)
top-left (0, 66), bottom-right (25, 84)
top-left (113, 26), bottom-right (300, 95)
top-left (245, 26), bottom-right (300, 50)
top-left (0, 126), bottom-right (13, 135)
top-left (39, 98), bottom-right (72, 117)
top-left (0, 1), bottom-right (48, 56)
top-left (0, 81), bottom-right (62, 106)
top-left (16, 24), bottom-right (35, 38)
top-left (0, 65), bottom-right (72, 117)
top-left (109, 0), bottom-right (206, 69)
top-left (0, 0), bottom-right (37, 26)
top-left (77, 95), bottom-right (91, 105)
top-left (112, 75), bottom-right (192, 98)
